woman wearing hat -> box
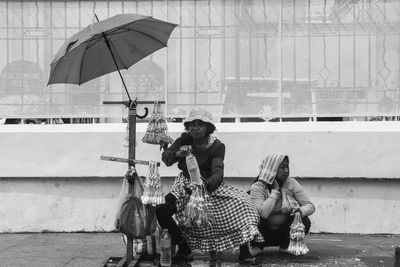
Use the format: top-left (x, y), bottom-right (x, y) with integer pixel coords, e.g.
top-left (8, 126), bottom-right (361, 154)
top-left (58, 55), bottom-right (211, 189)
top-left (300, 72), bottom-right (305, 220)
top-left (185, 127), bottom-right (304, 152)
top-left (249, 153), bottom-right (315, 254)
top-left (156, 107), bottom-right (263, 265)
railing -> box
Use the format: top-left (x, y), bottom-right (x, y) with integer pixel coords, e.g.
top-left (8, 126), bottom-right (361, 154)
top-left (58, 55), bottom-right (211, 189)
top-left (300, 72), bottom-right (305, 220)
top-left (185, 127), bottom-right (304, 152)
top-left (0, 0), bottom-right (399, 120)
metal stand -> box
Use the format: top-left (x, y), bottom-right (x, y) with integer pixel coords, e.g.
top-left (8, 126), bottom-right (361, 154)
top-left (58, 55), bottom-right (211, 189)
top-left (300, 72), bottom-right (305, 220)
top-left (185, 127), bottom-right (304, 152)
top-left (101, 99), bottom-right (165, 267)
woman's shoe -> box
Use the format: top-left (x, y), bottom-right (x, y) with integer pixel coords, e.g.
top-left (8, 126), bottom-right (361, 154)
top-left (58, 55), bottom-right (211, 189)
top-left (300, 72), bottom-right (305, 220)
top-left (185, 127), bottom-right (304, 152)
top-left (238, 256), bottom-right (261, 266)
top-left (239, 242), bottom-right (260, 265)
top-left (172, 239), bottom-right (194, 262)
top-left (249, 245), bottom-right (263, 256)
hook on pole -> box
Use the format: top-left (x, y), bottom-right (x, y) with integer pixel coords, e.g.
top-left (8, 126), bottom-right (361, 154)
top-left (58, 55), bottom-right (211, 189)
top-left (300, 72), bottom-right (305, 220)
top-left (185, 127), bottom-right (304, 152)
top-left (136, 107), bottom-right (149, 119)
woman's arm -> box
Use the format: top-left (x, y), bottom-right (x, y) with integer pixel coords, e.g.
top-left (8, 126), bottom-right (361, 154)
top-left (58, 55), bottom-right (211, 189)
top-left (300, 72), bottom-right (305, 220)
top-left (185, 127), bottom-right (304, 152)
top-left (202, 143), bottom-right (225, 192)
top-left (250, 182), bottom-right (281, 219)
top-left (291, 179), bottom-right (315, 217)
top-left (161, 137), bottom-right (183, 166)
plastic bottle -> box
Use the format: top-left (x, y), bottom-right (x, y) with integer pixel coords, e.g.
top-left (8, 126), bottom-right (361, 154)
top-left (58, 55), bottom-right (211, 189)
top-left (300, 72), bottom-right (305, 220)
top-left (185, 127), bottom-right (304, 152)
top-left (160, 229), bottom-right (171, 267)
top-left (394, 246), bottom-right (400, 267)
top-left (186, 153), bottom-right (201, 184)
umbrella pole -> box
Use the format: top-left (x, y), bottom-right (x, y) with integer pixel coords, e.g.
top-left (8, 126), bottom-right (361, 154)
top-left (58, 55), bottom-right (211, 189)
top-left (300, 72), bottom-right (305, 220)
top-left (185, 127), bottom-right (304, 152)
top-left (104, 35), bottom-right (132, 102)
top-left (95, 14), bottom-right (132, 102)
top-left (126, 102), bottom-right (137, 264)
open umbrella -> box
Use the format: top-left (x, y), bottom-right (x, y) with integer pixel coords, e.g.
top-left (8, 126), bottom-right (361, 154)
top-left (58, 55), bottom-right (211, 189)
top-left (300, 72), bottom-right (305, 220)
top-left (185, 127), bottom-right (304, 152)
top-left (47, 14), bottom-right (177, 101)
top-left (47, 14), bottom-right (177, 267)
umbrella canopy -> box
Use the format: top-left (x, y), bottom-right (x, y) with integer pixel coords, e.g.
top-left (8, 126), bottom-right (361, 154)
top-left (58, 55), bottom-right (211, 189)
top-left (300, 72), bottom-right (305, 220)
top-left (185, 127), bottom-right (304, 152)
top-left (47, 14), bottom-right (177, 99)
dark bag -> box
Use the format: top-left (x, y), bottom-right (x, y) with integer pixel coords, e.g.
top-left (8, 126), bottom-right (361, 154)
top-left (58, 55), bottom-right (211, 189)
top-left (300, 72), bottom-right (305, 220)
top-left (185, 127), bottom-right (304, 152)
top-left (114, 171), bottom-right (157, 239)
top-left (122, 233), bottom-right (160, 256)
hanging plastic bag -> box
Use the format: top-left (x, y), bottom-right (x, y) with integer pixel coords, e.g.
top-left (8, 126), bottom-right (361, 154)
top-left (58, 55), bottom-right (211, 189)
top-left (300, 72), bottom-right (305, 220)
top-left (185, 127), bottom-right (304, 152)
top-left (142, 101), bottom-right (173, 146)
top-left (141, 161), bottom-right (165, 206)
top-left (281, 190), bottom-right (300, 214)
top-left (115, 176), bottom-right (130, 220)
top-left (183, 150), bottom-right (213, 227)
top-left (114, 168), bottom-right (157, 239)
top-left (288, 211), bottom-right (309, 256)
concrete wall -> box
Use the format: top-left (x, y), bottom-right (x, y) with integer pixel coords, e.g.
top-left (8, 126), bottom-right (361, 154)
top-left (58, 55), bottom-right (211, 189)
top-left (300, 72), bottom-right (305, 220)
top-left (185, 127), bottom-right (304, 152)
top-left (0, 122), bottom-right (399, 233)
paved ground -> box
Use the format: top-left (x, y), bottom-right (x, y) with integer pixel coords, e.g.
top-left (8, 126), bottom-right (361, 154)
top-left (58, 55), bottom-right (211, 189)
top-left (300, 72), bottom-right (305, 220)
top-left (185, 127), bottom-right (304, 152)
top-left (0, 233), bottom-right (399, 267)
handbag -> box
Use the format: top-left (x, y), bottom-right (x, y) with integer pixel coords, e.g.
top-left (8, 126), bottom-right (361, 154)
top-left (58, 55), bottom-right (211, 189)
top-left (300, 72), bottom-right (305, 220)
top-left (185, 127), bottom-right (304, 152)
top-left (114, 169), bottom-right (157, 239)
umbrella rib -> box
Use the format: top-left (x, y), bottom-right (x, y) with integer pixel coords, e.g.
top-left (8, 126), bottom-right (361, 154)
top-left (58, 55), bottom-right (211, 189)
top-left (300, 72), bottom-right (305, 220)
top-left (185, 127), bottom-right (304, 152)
top-left (83, 22), bottom-right (169, 51)
top-left (84, 34), bottom-right (105, 49)
top-left (79, 40), bottom-right (92, 84)
top-left (107, 39), bottom-right (129, 70)
top-left (104, 24), bottom-right (167, 48)
top-left (119, 26), bottom-right (167, 47)
top-left (78, 35), bottom-right (106, 83)
top-left (101, 33), bottom-right (132, 101)
top-left (83, 33), bottom-right (128, 69)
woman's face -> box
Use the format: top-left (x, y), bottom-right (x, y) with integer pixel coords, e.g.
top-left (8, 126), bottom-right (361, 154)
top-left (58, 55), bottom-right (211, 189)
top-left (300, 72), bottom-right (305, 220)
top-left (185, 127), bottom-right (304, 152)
top-left (275, 158), bottom-right (289, 183)
top-left (188, 120), bottom-right (208, 139)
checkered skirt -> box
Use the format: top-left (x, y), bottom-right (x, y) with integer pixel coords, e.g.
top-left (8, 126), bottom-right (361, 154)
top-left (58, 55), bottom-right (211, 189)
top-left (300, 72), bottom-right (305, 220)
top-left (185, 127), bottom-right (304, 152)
top-left (170, 173), bottom-right (264, 252)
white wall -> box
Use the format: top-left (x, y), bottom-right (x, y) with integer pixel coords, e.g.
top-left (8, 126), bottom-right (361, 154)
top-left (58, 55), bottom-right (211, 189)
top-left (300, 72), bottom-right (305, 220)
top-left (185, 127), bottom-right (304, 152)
top-left (0, 122), bottom-right (399, 233)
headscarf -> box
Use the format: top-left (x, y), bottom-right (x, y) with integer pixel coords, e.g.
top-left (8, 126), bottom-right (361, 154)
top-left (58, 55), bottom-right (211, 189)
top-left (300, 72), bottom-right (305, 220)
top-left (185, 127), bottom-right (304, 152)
top-left (257, 153), bottom-right (289, 184)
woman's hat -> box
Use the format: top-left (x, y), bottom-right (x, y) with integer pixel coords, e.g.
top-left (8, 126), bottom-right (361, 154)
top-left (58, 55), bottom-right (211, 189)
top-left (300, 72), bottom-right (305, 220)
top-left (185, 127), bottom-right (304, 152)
top-left (184, 107), bottom-right (215, 126)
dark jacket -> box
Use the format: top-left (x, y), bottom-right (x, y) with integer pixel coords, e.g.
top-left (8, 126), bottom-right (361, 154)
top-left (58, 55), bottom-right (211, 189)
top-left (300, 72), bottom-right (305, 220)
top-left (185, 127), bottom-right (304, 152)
top-left (162, 133), bottom-right (225, 192)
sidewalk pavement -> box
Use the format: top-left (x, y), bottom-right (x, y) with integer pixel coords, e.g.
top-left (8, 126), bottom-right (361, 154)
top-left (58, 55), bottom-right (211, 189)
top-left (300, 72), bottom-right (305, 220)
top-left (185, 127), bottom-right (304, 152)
top-left (0, 233), bottom-right (399, 267)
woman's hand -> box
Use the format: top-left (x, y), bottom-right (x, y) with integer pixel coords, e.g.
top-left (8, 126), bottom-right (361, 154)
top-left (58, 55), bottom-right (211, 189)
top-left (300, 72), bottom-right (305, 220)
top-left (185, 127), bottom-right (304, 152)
top-left (159, 141), bottom-right (169, 151)
top-left (290, 207), bottom-right (302, 217)
top-left (200, 177), bottom-right (211, 192)
top-left (272, 180), bottom-right (280, 192)
top-left (175, 146), bottom-right (191, 158)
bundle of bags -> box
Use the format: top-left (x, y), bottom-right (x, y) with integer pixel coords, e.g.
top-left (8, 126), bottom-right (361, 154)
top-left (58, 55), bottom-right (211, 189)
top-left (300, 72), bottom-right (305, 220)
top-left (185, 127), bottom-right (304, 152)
top-left (142, 101), bottom-right (173, 146)
top-left (288, 211), bottom-right (309, 255)
top-left (183, 147), bottom-right (213, 227)
top-left (141, 161), bottom-right (164, 206)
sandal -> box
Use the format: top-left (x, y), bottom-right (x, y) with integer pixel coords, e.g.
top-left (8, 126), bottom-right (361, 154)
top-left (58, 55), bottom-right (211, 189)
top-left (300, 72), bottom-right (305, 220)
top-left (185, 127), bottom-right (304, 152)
top-left (239, 256), bottom-right (261, 266)
top-left (249, 245), bottom-right (263, 256)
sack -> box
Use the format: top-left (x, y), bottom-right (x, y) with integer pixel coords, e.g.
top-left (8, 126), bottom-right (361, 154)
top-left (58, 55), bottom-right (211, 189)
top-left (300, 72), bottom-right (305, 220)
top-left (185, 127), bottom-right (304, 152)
top-left (114, 170), bottom-right (157, 239)
top-left (115, 194), bottom-right (157, 239)
top-left (281, 190), bottom-right (300, 214)
top-left (114, 169), bottom-right (143, 223)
